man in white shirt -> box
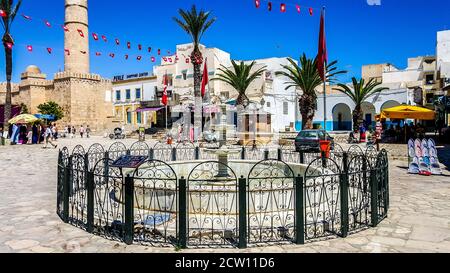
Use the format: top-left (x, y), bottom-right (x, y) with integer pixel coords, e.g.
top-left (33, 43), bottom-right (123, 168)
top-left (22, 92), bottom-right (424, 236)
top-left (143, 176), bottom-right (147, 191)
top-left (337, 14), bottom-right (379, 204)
top-left (43, 125), bottom-right (57, 149)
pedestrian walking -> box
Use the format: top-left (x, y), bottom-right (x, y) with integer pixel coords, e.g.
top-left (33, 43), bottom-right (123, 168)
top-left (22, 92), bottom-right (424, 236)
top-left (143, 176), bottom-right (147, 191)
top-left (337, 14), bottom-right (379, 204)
top-left (43, 125), bottom-right (57, 149)
top-left (72, 126), bottom-right (76, 138)
top-left (80, 125), bottom-right (85, 138)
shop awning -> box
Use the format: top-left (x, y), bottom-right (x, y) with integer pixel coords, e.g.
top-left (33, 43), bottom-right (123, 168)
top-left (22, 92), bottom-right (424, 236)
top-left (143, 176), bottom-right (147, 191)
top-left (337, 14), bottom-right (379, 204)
top-left (380, 105), bottom-right (435, 120)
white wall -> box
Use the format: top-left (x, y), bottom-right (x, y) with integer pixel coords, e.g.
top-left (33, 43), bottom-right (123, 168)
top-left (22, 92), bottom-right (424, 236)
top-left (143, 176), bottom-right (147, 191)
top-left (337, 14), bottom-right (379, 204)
top-left (438, 30), bottom-right (450, 78)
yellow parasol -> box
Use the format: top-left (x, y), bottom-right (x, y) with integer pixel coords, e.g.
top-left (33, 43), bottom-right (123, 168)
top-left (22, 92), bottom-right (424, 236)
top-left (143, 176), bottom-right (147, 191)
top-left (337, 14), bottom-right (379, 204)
top-left (380, 105), bottom-right (435, 120)
top-left (8, 114), bottom-right (39, 124)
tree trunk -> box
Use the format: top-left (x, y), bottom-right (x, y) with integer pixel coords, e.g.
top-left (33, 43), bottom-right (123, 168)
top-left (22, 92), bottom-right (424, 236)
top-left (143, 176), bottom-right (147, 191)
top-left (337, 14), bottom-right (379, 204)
top-left (191, 49), bottom-right (203, 141)
top-left (3, 34), bottom-right (13, 136)
top-left (353, 106), bottom-right (363, 133)
top-left (299, 95), bottom-right (316, 130)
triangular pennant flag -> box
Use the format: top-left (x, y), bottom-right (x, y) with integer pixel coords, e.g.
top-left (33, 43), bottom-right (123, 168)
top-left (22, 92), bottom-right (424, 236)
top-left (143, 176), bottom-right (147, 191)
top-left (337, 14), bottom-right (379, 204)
top-left (138, 44), bottom-right (142, 50)
top-left (163, 57), bottom-right (168, 62)
top-left (168, 58), bottom-right (173, 62)
top-left (44, 20), bottom-right (51, 27)
top-left (77, 29), bottom-right (84, 37)
top-left (22, 14), bottom-right (32, 20)
top-left (47, 48), bottom-right (52, 54)
top-left (158, 49), bottom-right (161, 55)
top-left (255, 0), bottom-right (260, 8)
top-left (109, 53), bottom-right (115, 58)
top-left (0, 10), bottom-right (7, 18)
top-left (137, 56), bottom-right (142, 61)
top-left (64, 49), bottom-right (70, 56)
top-left (101, 35), bottom-right (107, 42)
top-left (125, 54), bottom-right (129, 60)
top-left (268, 2), bottom-right (272, 11)
top-left (115, 39), bottom-right (120, 45)
top-left (27, 45), bottom-right (33, 52)
top-left (309, 8), bottom-right (313, 16)
top-left (127, 42), bottom-right (131, 49)
top-left (296, 5), bottom-right (301, 13)
top-left (151, 57), bottom-right (156, 62)
top-left (62, 25), bottom-right (69, 32)
top-left (148, 47), bottom-right (152, 53)
top-left (92, 33), bottom-right (99, 41)
top-left (95, 52), bottom-right (101, 56)
top-left (280, 3), bottom-right (286, 12)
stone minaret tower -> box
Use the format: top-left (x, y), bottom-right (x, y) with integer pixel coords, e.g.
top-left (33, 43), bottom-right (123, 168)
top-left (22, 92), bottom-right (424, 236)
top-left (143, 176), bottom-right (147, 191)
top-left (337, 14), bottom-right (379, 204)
top-left (64, 0), bottom-right (89, 73)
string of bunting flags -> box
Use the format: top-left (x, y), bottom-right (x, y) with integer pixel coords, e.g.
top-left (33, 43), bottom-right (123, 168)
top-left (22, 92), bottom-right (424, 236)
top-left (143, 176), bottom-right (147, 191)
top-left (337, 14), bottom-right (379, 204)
top-left (254, 0), bottom-right (317, 16)
top-left (0, 9), bottom-right (189, 64)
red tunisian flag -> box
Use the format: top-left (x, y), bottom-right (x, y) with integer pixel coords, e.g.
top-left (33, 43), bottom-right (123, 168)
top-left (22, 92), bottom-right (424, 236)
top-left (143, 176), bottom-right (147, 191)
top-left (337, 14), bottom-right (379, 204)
top-left (317, 9), bottom-right (328, 82)
top-left (162, 74), bottom-right (169, 106)
top-left (201, 58), bottom-right (209, 98)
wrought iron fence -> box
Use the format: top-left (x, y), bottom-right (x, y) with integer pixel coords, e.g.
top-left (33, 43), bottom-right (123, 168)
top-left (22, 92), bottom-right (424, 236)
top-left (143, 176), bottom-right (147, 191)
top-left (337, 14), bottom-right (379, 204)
top-left (56, 142), bottom-right (390, 249)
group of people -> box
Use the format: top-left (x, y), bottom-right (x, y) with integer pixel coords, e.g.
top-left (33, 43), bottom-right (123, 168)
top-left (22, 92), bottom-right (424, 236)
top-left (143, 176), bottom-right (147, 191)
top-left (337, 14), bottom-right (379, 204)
top-left (61, 125), bottom-right (91, 139)
top-left (2, 123), bottom-right (92, 148)
top-left (384, 123), bottom-right (426, 143)
top-left (6, 123), bottom-right (59, 148)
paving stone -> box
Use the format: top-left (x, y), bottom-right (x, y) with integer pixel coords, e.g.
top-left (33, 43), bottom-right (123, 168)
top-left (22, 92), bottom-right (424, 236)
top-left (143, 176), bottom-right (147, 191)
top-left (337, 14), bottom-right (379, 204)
top-left (4, 240), bottom-right (40, 250)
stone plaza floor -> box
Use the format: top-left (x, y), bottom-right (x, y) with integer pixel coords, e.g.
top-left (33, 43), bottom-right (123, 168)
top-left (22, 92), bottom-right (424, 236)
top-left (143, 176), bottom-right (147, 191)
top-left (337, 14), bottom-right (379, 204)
top-left (0, 136), bottom-right (449, 253)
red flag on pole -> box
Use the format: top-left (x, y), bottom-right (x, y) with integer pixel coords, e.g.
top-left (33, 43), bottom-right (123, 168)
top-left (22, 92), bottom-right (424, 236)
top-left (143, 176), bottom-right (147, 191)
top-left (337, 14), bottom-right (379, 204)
top-left (296, 5), bottom-right (301, 13)
top-left (138, 44), bottom-right (142, 50)
top-left (148, 47), bottom-right (152, 53)
top-left (317, 8), bottom-right (328, 82)
top-left (109, 53), bottom-right (115, 58)
top-left (65, 49), bottom-right (70, 56)
top-left (255, 0), bottom-right (260, 8)
top-left (125, 54), bottom-right (129, 60)
top-left (151, 56), bottom-right (156, 62)
top-left (201, 58), bottom-right (209, 98)
top-left (77, 29), bottom-right (84, 37)
top-left (47, 48), bottom-right (52, 54)
top-left (309, 8), bottom-right (314, 16)
top-left (102, 35), bottom-right (107, 42)
top-left (158, 49), bottom-right (161, 55)
top-left (137, 56), bottom-right (142, 61)
top-left (115, 39), bottom-right (120, 45)
top-left (27, 45), bottom-right (33, 52)
top-left (21, 14), bottom-right (31, 20)
top-left (62, 25), bottom-right (69, 32)
top-left (268, 2), bottom-right (272, 11)
top-left (95, 52), bottom-right (101, 56)
top-left (162, 74), bottom-right (168, 106)
top-left (92, 33), bottom-right (99, 40)
top-left (44, 20), bottom-right (51, 27)
top-left (127, 42), bottom-right (131, 49)
top-left (0, 10), bottom-right (6, 18)
top-left (280, 3), bottom-right (286, 13)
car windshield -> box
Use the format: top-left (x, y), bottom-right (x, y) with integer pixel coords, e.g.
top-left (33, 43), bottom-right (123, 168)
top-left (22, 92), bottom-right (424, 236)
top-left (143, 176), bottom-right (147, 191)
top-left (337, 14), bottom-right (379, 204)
top-left (298, 131), bottom-right (317, 138)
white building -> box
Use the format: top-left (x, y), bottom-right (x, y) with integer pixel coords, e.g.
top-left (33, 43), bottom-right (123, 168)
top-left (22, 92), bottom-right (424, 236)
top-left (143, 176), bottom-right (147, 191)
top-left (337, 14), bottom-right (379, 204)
top-left (111, 72), bottom-right (158, 126)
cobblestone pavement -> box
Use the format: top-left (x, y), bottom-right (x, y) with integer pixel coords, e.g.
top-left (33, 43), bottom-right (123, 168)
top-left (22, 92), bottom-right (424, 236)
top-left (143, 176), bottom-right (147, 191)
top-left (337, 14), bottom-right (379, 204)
top-left (0, 136), bottom-right (450, 253)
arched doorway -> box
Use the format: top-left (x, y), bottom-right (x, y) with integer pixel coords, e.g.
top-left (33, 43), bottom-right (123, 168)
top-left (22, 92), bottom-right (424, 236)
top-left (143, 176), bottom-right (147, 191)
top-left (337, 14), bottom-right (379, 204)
top-left (332, 103), bottom-right (352, 131)
top-left (361, 102), bottom-right (376, 129)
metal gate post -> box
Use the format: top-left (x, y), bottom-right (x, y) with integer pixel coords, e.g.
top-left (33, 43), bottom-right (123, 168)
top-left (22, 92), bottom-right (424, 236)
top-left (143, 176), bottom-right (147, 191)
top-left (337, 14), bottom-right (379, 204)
top-left (238, 177), bottom-right (247, 249)
top-left (178, 177), bottom-right (187, 249)
top-left (124, 174), bottom-right (134, 245)
top-left (295, 175), bottom-right (305, 244)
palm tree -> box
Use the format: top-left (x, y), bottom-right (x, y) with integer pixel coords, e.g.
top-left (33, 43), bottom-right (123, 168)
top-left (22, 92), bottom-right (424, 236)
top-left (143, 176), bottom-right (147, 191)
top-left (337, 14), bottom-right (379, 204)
top-left (214, 60), bottom-right (266, 146)
top-left (276, 54), bottom-right (346, 130)
top-left (214, 60), bottom-right (266, 107)
top-left (1, 0), bottom-right (22, 133)
top-left (174, 5), bottom-right (216, 138)
top-left (333, 77), bottom-right (389, 132)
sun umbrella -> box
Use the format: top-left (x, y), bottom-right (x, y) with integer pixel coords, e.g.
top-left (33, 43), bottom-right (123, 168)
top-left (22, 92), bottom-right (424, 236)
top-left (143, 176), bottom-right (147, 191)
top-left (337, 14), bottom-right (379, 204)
top-left (381, 105), bottom-right (435, 120)
top-left (8, 114), bottom-right (39, 124)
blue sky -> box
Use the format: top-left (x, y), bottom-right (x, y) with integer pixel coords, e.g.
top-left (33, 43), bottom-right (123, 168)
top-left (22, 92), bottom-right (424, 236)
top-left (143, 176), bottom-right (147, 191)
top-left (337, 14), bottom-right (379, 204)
top-left (1, 0), bottom-right (450, 82)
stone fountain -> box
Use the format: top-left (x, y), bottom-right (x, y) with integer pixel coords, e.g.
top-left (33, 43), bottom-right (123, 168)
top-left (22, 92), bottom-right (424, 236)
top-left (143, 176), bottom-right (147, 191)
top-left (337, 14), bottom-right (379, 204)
top-left (204, 104), bottom-right (241, 178)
